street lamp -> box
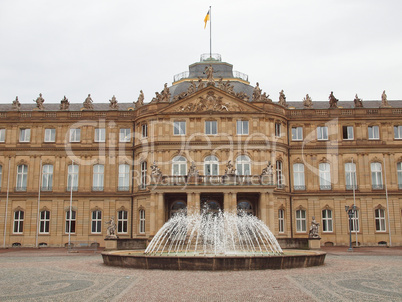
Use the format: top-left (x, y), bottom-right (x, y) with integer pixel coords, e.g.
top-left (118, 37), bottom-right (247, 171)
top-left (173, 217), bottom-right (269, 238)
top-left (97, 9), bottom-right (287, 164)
top-left (345, 205), bottom-right (357, 251)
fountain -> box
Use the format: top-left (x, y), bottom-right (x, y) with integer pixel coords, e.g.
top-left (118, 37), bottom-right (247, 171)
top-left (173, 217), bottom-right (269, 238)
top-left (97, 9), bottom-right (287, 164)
top-left (102, 209), bottom-right (326, 270)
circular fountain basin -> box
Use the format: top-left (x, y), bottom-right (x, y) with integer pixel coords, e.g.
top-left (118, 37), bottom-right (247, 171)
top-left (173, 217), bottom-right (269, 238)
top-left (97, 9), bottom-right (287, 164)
top-left (102, 250), bottom-right (326, 270)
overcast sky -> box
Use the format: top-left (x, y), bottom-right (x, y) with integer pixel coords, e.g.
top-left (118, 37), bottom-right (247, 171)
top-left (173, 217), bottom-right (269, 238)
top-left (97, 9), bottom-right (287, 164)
top-left (1, 0), bottom-right (401, 105)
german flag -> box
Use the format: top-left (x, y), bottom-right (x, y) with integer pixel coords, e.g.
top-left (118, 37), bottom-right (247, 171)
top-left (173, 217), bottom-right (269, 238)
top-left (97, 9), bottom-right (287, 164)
top-left (204, 9), bottom-right (210, 29)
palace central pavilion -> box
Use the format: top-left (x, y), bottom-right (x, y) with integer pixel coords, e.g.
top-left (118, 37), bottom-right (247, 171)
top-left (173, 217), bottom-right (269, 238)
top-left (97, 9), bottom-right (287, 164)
top-left (1, 54), bottom-right (401, 248)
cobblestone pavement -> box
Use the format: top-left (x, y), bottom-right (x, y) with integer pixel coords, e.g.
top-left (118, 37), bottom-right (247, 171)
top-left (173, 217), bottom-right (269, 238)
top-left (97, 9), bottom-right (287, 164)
top-left (0, 247), bottom-right (401, 302)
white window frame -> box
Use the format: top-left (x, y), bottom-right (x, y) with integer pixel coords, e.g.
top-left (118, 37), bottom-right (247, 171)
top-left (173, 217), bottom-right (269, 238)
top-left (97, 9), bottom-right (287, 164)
top-left (69, 129), bottom-right (81, 142)
top-left (0, 165), bottom-right (2, 191)
top-left (16, 164), bottom-right (28, 191)
top-left (350, 210), bottom-right (359, 232)
top-left (140, 161), bottom-right (147, 189)
top-left (345, 162), bottom-right (357, 189)
top-left (67, 164), bottom-right (79, 191)
top-left (275, 123), bottom-right (281, 137)
top-left (397, 162), bottom-right (402, 189)
top-left (276, 161), bottom-right (283, 186)
top-left (139, 209), bottom-right (145, 233)
top-left (41, 164), bottom-right (53, 191)
top-left (319, 163), bottom-right (331, 190)
top-left (205, 121), bottom-right (218, 135)
top-left (65, 210), bottom-right (76, 234)
top-left (291, 126), bottom-right (303, 141)
top-left (322, 209), bottom-right (333, 232)
top-left (19, 128), bottom-right (31, 142)
top-left (371, 162), bottom-right (383, 189)
top-left (118, 164), bottom-right (130, 191)
top-left (13, 210), bottom-right (24, 234)
top-left (91, 210), bottom-right (102, 234)
top-left (173, 121), bottom-right (186, 135)
top-left (236, 120), bottom-right (249, 135)
top-left (92, 164), bottom-right (104, 191)
top-left (117, 210), bottom-right (128, 234)
top-left (44, 128), bottom-right (56, 142)
top-left (172, 156), bottom-right (187, 176)
top-left (342, 126), bottom-right (354, 140)
top-left (119, 128), bottom-right (131, 142)
top-left (0, 128), bottom-right (5, 142)
top-left (94, 128), bottom-right (106, 142)
top-left (141, 124), bottom-right (148, 138)
top-left (204, 155), bottom-right (219, 176)
top-left (368, 125), bottom-right (379, 140)
top-left (375, 208), bottom-right (386, 232)
top-left (394, 125), bottom-right (402, 139)
top-left (293, 163), bottom-right (305, 190)
top-left (39, 210), bottom-right (50, 234)
top-left (278, 209), bottom-right (285, 233)
top-left (296, 209), bottom-right (306, 232)
top-left (236, 155), bottom-right (251, 175)
top-left (317, 126), bottom-right (328, 141)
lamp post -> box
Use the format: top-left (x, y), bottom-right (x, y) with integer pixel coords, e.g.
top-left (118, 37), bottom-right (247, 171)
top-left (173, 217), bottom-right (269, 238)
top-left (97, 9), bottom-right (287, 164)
top-left (345, 205), bottom-right (357, 251)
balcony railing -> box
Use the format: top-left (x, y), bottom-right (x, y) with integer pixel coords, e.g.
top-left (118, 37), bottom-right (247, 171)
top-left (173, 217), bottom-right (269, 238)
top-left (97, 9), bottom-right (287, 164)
top-left (346, 185), bottom-right (358, 190)
top-left (399, 184), bottom-right (402, 190)
top-left (372, 184), bottom-right (384, 190)
top-left (66, 186), bottom-right (78, 192)
top-left (118, 186), bottom-right (130, 192)
top-left (293, 185), bottom-right (306, 191)
top-left (319, 185), bottom-right (332, 191)
top-left (92, 186), bottom-right (104, 192)
top-left (15, 187), bottom-right (27, 192)
top-left (41, 186), bottom-right (53, 192)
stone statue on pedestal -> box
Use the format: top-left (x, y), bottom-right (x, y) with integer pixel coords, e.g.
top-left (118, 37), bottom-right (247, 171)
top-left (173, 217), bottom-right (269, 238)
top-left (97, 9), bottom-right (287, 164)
top-left (329, 91), bottom-right (338, 108)
top-left (12, 96), bottom-right (21, 111)
top-left (34, 93), bottom-right (45, 110)
top-left (60, 96), bottom-right (70, 110)
top-left (83, 94), bottom-right (94, 110)
top-left (109, 95), bottom-right (118, 109)
top-left (105, 217), bottom-right (118, 239)
top-left (354, 94), bottom-right (363, 108)
top-left (309, 216), bottom-right (320, 238)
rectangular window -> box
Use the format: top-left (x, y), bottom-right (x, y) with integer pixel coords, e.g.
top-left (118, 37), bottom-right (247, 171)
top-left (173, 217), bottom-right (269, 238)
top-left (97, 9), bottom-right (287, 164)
top-left (342, 126), bottom-right (354, 140)
top-left (65, 210), bottom-right (76, 233)
top-left (293, 163), bottom-right (305, 190)
top-left (69, 129), bottom-right (81, 142)
top-left (13, 211), bottom-right (24, 233)
top-left (397, 162), bottom-right (402, 189)
top-left (322, 209), bottom-right (333, 232)
top-left (0, 165), bottom-right (2, 191)
top-left (0, 128), bottom-right (5, 142)
top-left (91, 210), bottom-right (102, 233)
top-left (319, 163), bottom-right (331, 190)
top-left (92, 164), bottom-right (104, 191)
top-left (291, 127), bottom-right (303, 141)
top-left (275, 123), bottom-right (281, 137)
top-left (94, 128), bottom-right (106, 142)
top-left (141, 124), bottom-right (148, 138)
top-left (118, 164), bottom-right (130, 191)
top-left (296, 209), bottom-right (306, 232)
top-left (276, 161), bottom-right (283, 187)
top-left (67, 164), bottom-right (79, 191)
top-left (39, 210), bottom-right (50, 234)
top-left (19, 128), bottom-right (31, 142)
top-left (41, 164), bottom-right (53, 191)
top-left (139, 210), bottom-right (145, 233)
top-left (119, 128), bottom-right (131, 142)
top-left (317, 126), bottom-right (328, 141)
top-left (173, 121), bottom-right (186, 135)
top-left (368, 125), bottom-right (379, 140)
top-left (394, 126), bottom-right (402, 139)
top-left (375, 209), bottom-right (386, 232)
top-left (345, 162), bottom-right (357, 190)
top-left (44, 128), bottom-right (56, 142)
top-left (350, 210), bottom-right (359, 232)
top-left (16, 165), bottom-right (28, 191)
top-left (278, 209), bottom-right (284, 233)
top-left (140, 161), bottom-right (147, 189)
top-left (118, 210), bottom-right (128, 233)
top-left (371, 162), bottom-right (383, 189)
top-left (205, 121), bottom-right (217, 135)
top-left (236, 120), bottom-right (249, 135)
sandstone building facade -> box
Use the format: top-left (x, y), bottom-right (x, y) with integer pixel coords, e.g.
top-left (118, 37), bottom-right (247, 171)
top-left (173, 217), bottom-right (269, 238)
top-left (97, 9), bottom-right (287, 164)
top-left (1, 54), bottom-right (401, 248)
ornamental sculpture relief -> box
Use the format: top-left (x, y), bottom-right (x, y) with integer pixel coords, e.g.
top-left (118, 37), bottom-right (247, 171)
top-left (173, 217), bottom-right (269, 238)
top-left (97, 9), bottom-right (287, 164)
top-left (152, 83), bottom-right (171, 103)
top-left (329, 91), bottom-right (338, 108)
top-left (83, 94), bottom-right (94, 110)
top-left (354, 94), bottom-right (363, 108)
top-left (224, 160), bottom-right (236, 176)
top-left (109, 95), bottom-right (118, 110)
top-left (176, 91), bottom-right (243, 113)
top-left (204, 65), bottom-right (215, 86)
top-left (303, 94), bottom-right (313, 109)
top-left (34, 93), bottom-right (45, 110)
top-left (252, 82), bottom-right (271, 102)
top-left (135, 90), bottom-right (144, 108)
top-left (12, 96), bottom-right (21, 111)
top-left (60, 96), bottom-right (70, 110)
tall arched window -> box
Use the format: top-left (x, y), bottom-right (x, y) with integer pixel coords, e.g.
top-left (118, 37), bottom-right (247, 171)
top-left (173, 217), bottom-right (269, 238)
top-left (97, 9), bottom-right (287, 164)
top-left (39, 210), bottom-right (50, 234)
top-left (204, 156), bottom-right (219, 175)
top-left (140, 162), bottom-right (147, 189)
top-left (16, 164), bottom-right (28, 191)
top-left (170, 201), bottom-right (187, 217)
top-left (237, 201), bottom-right (253, 215)
top-left (319, 163), bottom-right (331, 190)
top-left (236, 155), bottom-right (251, 175)
top-left (276, 160), bottom-right (283, 187)
top-left (371, 162), bottom-right (383, 189)
top-left (139, 209), bottom-right (145, 233)
top-left (397, 162), bottom-right (402, 189)
top-left (172, 156), bottom-right (187, 176)
top-left (13, 210), bottom-right (24, 233)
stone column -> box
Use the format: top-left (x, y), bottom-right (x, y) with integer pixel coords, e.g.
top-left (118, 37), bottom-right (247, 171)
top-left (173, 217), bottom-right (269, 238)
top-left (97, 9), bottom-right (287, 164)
top-left (149, 193), bottom-right (156, 236)
top-left (268, 192), bottom-right (275, 231)
top-left (260, 192), bottom-right (267, 224)
top-left (157, 193), bottom-right (164, 230)
top-left (194, 192), bottom-right (201, 214)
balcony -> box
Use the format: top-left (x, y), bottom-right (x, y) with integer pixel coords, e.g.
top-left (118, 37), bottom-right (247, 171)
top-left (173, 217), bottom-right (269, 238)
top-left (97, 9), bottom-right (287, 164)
top-left (399, 184), bottom-right (402, 190)
top-left (118, 186), bottom-right (130, 192)
top-left (293, 185), bottom-right (306, 191)
top-left (15, 187), bottom-right (27, 192)
top-left (66, 186), bottom-right (78, 192)
top-left (346, 185), bottom-right (358, 190)
top-left (372, 184), bottom-right (384, 190)
top-left (40, 186), bottom-right (53, 192)
top-left (92, 186), bottom-right (104, 192)
top-left (319, 185), bottom-right (332, 191)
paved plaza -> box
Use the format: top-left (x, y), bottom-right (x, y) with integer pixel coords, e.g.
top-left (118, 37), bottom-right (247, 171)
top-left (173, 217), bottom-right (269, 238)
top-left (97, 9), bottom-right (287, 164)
top-left (0, 247), bottom-right (401, 302)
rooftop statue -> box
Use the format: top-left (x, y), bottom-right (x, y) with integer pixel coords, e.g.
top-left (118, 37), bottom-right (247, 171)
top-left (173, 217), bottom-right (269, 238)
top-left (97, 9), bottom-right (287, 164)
top-left (354, 94), bottom-right (363, 108)
top-left (217, 77), bottom-right (225, 90)
top-left (34, 93), bottom-right (45, 110)
top-left (278, 90), bottom-right (287, 107)
top-left (252, 82), bottom-right (262, 102)
top-left (260, 92), bottom-right (272, 102)
top-left (60, 96), bottom-right (70, 110)
top-left (187, 81), bottom-right (197, 95)
top-left (109, 95), bottom-right (118, 110)
top-left (204, 65), bottom-right (215, 86)
top-left (12, 96), bottom-right (21, 111)
top-left (303, 94), bottom-right (313, 109)
top-left (135, 90), bottom-right (144, 108)
top-left (381, 90), bottom-right (390, 107)
top-left (161, 83), bottom-right (171, 102)
top-left (197, 77), bottom-right (205, 90)
top-left (329, 91), bottom-right (338, 108)
top-left (83, 94), bottom-right (94, 110)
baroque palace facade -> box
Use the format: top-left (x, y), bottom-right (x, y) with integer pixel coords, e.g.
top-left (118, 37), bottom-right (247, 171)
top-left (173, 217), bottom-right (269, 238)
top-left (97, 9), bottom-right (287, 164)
top-left (1, 54), bottom-right (401, 248)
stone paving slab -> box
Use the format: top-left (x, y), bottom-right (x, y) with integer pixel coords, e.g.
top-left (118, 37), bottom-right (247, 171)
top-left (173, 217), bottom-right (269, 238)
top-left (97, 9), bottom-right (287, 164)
top-left (0, 247), bottom-right (401, 301)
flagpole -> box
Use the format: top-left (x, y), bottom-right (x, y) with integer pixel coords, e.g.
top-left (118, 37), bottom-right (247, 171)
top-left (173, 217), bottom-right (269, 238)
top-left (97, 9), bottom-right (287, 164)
top-left (383, 157), bottom-right (392, 246)
top-left (209, 6), bottom-right (212, 58)
top-left (352, 158), bottom-right (358, 247)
